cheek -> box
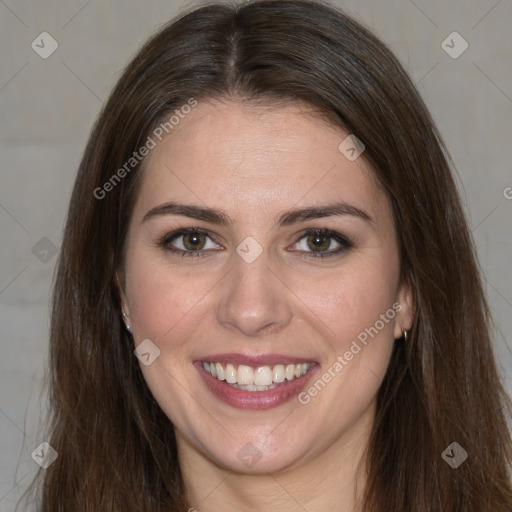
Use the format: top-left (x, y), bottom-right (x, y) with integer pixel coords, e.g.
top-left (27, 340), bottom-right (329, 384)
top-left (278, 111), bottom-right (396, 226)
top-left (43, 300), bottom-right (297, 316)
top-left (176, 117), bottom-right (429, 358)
top-left (294, 261), bottom-right (399, 431)
top-left (126, 248), bottom-right (400, 349)
top-left (302, 257), bottom-right (400, 350)
top-left (124, 252), bottom-right (214, 349)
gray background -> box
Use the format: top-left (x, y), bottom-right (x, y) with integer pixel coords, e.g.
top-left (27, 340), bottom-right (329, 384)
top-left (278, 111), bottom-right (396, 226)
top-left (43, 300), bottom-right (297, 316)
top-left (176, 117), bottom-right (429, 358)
top-left (1, 0), bottom-right (511, 509)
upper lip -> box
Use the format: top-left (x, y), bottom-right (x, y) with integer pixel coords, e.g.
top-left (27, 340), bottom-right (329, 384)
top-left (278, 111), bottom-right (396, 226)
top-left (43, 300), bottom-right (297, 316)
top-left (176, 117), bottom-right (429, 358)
top-left (195, 353), bottom-right (317, 366)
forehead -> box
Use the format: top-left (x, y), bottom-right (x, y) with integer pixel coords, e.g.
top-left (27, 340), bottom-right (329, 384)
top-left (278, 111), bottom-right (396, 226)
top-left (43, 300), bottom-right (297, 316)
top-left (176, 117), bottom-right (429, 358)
top-left (132, 100), bottom-right (389, 224)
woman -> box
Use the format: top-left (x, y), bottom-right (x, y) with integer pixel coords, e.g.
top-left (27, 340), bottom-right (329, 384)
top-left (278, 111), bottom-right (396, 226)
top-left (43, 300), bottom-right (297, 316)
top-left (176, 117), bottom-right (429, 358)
top-left (27, 0), bottom-right (512, 510)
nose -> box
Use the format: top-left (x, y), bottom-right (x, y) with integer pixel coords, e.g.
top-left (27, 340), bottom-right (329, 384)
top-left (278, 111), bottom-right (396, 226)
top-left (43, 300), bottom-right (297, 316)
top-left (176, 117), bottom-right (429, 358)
top-left (216, 250), bottom-right (293, 337)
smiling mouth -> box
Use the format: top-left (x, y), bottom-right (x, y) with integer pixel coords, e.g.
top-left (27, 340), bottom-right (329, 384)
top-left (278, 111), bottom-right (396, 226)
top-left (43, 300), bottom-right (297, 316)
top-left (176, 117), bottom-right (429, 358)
top-left (201, 361), bottom-right (312, 391)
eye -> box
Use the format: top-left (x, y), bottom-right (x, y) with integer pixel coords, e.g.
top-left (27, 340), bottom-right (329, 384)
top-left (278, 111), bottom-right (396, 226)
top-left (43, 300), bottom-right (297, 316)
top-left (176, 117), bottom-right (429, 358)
top-left (159, 228), bottom-right (222, 257)
top-left (159, 227), bottom-right (352, 260)
top-left (289, 229), bottom-right (352, 258)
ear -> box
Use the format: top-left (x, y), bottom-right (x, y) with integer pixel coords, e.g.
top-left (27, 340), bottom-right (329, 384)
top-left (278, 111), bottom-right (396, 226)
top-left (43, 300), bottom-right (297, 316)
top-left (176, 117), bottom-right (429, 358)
top-left (394, 276), bottom-right (414, 340)
top-left (115, 270), bottom-right (131, 323)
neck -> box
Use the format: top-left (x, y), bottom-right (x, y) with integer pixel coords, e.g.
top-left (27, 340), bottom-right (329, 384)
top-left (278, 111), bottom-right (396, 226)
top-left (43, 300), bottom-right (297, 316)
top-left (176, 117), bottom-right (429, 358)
top-left (178, 403), bottom-right (375, 512)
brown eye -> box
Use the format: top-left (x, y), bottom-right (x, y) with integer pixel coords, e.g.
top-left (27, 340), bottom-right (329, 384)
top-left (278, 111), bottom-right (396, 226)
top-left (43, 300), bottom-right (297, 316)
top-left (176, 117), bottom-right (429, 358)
top-left (160, 228), bottom-right (222, 258)
top-left (306, 233), bottom-right (332, 252)
top-left (182, 231), bottom-right (207, 250)
top-left (290, 229), bottom-right (352, 259)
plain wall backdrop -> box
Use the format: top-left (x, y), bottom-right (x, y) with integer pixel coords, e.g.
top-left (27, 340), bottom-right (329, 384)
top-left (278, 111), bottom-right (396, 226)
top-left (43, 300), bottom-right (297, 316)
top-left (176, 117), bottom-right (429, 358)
top-left (1, 0), bottom-right (511, 509)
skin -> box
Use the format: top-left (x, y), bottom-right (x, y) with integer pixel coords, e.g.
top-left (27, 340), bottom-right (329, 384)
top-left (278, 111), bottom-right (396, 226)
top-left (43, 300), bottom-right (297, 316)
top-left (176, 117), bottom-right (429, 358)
top-left (119, 100), bottom-right (414, 511)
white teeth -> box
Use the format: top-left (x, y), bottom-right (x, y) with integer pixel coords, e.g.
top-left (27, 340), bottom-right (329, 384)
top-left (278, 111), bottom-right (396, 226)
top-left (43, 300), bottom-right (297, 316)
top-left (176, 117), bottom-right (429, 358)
top-left (237, 365), bottom-right (254, 385)
top-left (202, 361), bottom-right (311, 388)
top-left (225, 363), bottom-right (237, 384)
top-left (231, 383), bottom-right (279, 391)
top-left (254, 366), bottom-right (273, 386)
top-left (285, 364), bottom-right (295, 380)
top-left (273, 364), bottom-right (285, 383)
top-left (215, 362), bottom-right (225, 381)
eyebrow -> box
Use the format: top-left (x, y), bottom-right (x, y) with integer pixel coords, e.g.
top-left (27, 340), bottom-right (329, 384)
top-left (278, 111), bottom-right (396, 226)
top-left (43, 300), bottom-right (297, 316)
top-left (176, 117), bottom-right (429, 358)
top-left (142, 200), bottom-right (373, 227)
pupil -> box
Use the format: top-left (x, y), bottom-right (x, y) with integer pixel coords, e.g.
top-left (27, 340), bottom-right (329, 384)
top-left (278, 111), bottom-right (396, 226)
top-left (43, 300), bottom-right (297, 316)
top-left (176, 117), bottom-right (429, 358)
top-left (308, 234), bottom-right (329, 251)
top-left (184, 232), bottom-right (203, 250)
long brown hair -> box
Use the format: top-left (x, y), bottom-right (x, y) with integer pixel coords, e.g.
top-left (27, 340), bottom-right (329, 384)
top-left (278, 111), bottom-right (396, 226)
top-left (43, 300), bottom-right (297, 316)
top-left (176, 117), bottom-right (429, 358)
top-left (24, 0), bottom-right (512, 510)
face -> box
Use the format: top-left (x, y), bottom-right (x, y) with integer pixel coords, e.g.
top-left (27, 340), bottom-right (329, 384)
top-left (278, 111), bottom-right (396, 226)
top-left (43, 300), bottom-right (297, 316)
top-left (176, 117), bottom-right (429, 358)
top-left (120, 100), bottom-right (413, 475)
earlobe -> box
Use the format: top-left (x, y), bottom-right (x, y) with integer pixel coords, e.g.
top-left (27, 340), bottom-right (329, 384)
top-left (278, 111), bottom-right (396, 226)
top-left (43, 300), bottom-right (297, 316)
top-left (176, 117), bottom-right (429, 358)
top-left (120, 298), bottom-right (132, 332)
top-left (394, 277), bottom-right (415, 340)
top-left (122, 310), bottom-right (132, 332)
top-left (115, 271), bottom-right (132, 329)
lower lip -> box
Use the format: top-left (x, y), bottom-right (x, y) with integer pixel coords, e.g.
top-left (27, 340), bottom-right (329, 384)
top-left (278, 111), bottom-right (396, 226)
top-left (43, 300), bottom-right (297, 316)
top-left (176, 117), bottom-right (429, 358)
top-left (194, 362), bottom-right (318, 410)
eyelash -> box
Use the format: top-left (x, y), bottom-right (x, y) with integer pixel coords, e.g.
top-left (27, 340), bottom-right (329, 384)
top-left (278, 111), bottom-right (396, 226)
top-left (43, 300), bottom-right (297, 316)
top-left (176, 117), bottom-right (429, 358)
top-left (158, 227), bottom-right (353, 260)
